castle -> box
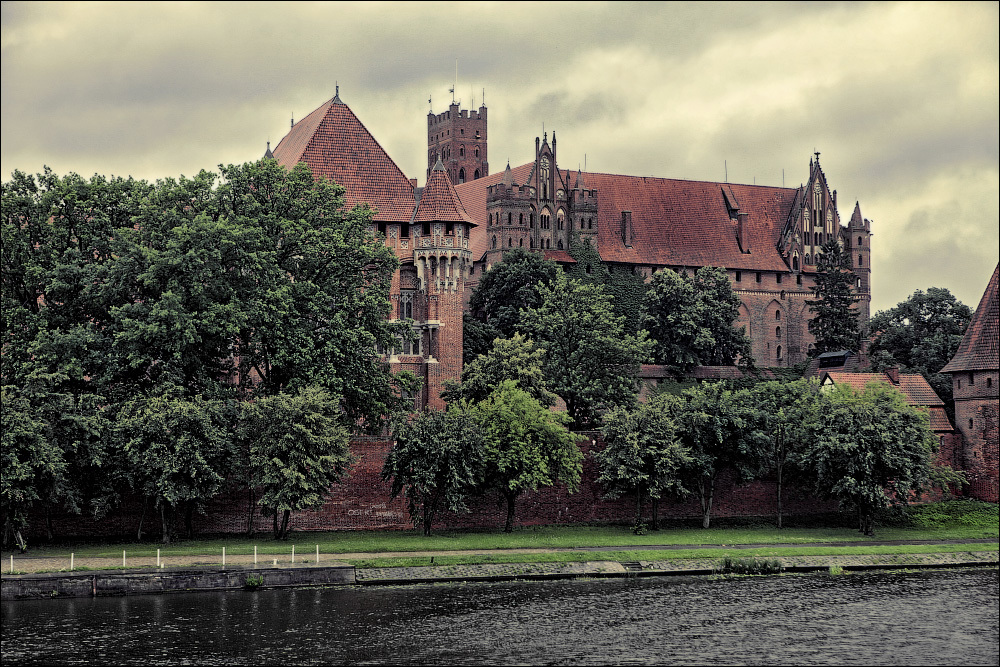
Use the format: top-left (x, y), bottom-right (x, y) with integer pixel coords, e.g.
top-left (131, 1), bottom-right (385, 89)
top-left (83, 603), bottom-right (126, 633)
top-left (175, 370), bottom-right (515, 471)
top-left (270, 90), bottom-right (873, 410)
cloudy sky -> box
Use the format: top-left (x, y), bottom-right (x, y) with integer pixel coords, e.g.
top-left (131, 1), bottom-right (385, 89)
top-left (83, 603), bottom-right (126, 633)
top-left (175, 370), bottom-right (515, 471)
top-left (3, 1), bottom-right (997, 313)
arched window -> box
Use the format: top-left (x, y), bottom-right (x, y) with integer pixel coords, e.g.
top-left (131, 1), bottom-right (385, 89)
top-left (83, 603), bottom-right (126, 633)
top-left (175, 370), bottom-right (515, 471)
top-left (459, 146), bottom-right (465, 157)
top-left (519, 213), bottom-right (524, 224)
top-left (776, 345), bottom-right (782, 360)
top-left (530, 239), bottom-right (535, 248)
top-left (588, 218), bottom-right (593, 230)
top-left (780, 290), bottom-right (786, 300)
top-left (558, 239), bottom-right (564, 249)
top-left (793, 256), bottom-right (799, 271)
top-left (508, 213), bottom-right (512, 225)
top-left (776, 326), bottom-right (781, 338)
top-left (491, 235), bottom-right (497, 249)
top-left (475, 147), bottom-right (480, 157)
top-left (508, 237), bottom-right (513, 247)
top-left (530, 213), bottom-right (535, 228)
top-left (458, 168), bottom-right (466, 183)
top-left (581, 219), bottom-right (586, 230)
top-left (857, 236), bottom-right (863, 246)
top-left (775, 311), bottom-right (781, 321)
top-left (474, 170), bottom-right (480, 179)
top-left (805, 253), bottom-right (811, 265)
top-left (858, 255), bottom-right (863, 266)
top-left (519, 239), bottom-right (524, 247)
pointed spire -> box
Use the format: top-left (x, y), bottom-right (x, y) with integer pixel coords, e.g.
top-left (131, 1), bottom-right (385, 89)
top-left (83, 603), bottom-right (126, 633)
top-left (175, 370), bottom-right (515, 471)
top-left (502, 161), bottom-right (513, 187)
top-left (333, 84), bottom-right (342, 104)
top-left (575, 168), bottom-right (584, 189)
top-left (263, 141), bottom-right (274, 159)
top-left (850, 201), bottom-right (864, 227)
top-left (433, 154), bottom-right (445, 172)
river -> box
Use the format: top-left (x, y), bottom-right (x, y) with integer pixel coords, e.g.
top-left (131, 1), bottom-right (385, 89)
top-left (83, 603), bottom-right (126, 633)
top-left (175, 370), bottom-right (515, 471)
top-left (2, 568), bottom-right (997, 665)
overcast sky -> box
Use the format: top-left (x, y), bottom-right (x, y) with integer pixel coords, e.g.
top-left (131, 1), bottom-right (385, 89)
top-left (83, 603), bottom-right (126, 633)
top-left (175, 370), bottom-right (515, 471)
top-left (3, 1), bottom-right (997, 313)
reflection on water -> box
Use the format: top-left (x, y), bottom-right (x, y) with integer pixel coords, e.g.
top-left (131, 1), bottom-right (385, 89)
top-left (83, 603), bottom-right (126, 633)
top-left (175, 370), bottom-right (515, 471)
top-left (2, 568), bottom-right (997, 665)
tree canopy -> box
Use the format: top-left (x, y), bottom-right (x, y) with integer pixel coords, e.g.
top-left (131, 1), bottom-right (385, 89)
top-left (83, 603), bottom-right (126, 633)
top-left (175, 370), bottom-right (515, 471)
top-left (520, 272), bottom-right (652, 428)
top-left (807, 238), bottom-right (860, 354)
top-left (441, 332), bottom-right (556, 407)
top-left (463, 249), bottom-right (558, 363)
top-left (470, 381), bottom-right (582, 533)
top-left (868, 287), bottom-right (971, 415)
top-left (641, 266), bottom-right (753, 375)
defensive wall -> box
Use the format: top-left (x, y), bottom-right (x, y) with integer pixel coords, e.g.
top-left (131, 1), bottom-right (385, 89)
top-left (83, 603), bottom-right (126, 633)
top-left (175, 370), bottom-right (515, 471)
top-left (26, 434), bottom-right (845, 540)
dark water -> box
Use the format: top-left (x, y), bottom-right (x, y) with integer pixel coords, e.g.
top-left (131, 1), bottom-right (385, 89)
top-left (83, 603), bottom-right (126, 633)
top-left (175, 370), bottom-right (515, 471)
top-left (2, 568), bottom-right (997, 665)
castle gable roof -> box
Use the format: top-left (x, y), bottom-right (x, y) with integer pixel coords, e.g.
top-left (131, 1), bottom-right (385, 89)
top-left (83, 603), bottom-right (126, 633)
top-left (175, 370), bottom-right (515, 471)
top-left (457, 165), bottom-right (800, 270)
top-left (412, 160), bottom-right (476, 225)
top-left (821, 371), bottom-right (951, 431)
top-left (941, 263), bottom-right (999, 373)
top-left (272, 95), bottom-right (415, 222)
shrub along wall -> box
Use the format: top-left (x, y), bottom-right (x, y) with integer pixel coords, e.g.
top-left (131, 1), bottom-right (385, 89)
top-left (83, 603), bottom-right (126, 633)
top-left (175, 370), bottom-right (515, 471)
top-left (25, 434), bottom-right (845, 540)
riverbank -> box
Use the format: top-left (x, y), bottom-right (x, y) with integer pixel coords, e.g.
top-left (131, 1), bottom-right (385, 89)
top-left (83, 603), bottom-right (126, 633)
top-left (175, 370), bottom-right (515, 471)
top-left (3, 540), bottom-right (996, 600)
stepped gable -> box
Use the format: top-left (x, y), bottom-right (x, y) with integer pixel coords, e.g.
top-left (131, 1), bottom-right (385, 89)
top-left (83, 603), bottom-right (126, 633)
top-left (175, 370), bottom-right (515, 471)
top-left (272, 92), bottom-right (415, 222)
top-left (413, 158), bottom-right (476, 225)
top-left (942, 263), bottom-right (999, 373)
top-left (457, 165), bottom-right (800, 270)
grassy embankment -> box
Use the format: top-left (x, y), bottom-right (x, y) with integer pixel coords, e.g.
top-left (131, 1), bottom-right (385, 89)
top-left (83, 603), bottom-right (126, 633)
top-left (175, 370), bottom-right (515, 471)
top-left (3, 500), bottom-right (995, 572)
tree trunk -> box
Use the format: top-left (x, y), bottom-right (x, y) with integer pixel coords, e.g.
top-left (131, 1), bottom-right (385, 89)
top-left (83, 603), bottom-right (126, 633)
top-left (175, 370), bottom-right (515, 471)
top-left (504, 492), bottom-right (517, 533)
top-left (635, 489), bottom-right (644, 525)
top-left (651, 497), bottom-right (660, 531)
top-left (422, 496), bottom-right (432, 537)
top-left (278, 509), bottom-right (291, 540)
top-left (44, 506), bottom-right (54, 542)
top-left (776, 463), bottom-right (783, 529)
top-left (160, 503), bottom-right (171, 545)
top-left (698, 475), bottom-right (715, 529)
top-left (136, 496), bottom-right (148, 541)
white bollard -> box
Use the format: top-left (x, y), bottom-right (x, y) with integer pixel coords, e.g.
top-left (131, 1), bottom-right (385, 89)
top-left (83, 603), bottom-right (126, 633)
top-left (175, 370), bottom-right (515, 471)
top-left (316, 545), bottom-right (319, 564)
top-left (254, 546), bottom-right (257, 565)
top-left (71, 553), bottom-right (74, 571)
top-left (157, 549), bottom-right (160, 568)
top-left (10, 554), bottom-right (13, 573)
top-left (273, 558), bottom-right (277, 567)
top-left (291, 545), bottom-right (295, 563)
top-left (123, 550), bottom-right (126, 567)
top-left (222, 546), bottom-right (226, 567)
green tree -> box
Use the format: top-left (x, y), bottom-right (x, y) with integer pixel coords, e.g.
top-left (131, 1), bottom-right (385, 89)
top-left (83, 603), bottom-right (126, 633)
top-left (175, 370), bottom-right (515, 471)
top-left (673, 383), bottom-right (756, 528)
top-left (807, 238), bottom-right (860, 354)
top-left (382, 407), bottom-right (484, 535)
top-left (1, 386), bottom-right (66, 548)
top-left (442, 333), bottom-right (556, 407)
top-left (241, 386), bottom-right (352, 540)
top-left (597, 393), bottom-right (691, 529)
top-left (868, 287), bottom-right (971, 417)
top-left (520, 272), bottom-right (652, 428)
top-left (567, 237), bottom-right (647, 335)
top-left (804, 383), bottom-right (939, 535)
top-left (641, 266), bottom-right (753, 375)
top-left (115, 395), bottom-right (231, 544)
top-left (471, 381), bottom-right (583, 533)
top-left (464, 249), bottom-right (558, 363)
top-left (743, 380), bottom-right (821, 528)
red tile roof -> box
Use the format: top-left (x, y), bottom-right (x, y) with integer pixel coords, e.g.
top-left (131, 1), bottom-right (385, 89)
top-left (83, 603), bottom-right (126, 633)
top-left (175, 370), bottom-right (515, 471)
top-left (412, 160), bottom-right (475, 225)
top-left (456, 165), bottom-right (800, 269)
top-left (821, 371), bottom-right (951, 431)
top-left (272, 95), bottom-right (415, 222)
top-left (941, 263), bottom-right (999, 373)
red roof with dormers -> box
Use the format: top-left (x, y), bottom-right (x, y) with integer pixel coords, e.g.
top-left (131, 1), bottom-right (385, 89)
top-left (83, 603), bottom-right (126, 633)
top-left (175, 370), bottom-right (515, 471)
top-left (821, 371), bottom-right (952, 432)
top-left (456, 165), bottom-right (801, 269)
top-left (941, 263), bottom-right (999, 373)
top-left (272, 94), bottom-right (415, 222)
top-left (413, 160), bottom-right (476, 225)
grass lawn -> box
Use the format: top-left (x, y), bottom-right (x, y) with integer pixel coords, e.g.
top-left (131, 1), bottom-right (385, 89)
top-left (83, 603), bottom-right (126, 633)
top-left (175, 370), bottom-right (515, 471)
top-left (4, 500), bottom-right (995, 567)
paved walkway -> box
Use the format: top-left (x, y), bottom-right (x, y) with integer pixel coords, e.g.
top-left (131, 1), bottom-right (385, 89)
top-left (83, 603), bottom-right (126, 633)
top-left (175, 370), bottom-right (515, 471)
top-left (3, 539), bottom-right (996, 579)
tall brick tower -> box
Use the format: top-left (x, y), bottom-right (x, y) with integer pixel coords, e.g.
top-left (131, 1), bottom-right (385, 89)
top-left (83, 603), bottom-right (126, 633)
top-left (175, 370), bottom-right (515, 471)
top-left (411, 157), bottom-right (477, 408)
top-left (846, 201), bottom-right (872, 324)
top-left (427, 100), bottom-right (488, 185)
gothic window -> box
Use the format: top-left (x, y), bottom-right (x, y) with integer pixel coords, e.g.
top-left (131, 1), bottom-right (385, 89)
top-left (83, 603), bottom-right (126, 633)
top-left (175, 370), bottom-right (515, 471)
top-left (474, 170), bottom-right (480, 179)
top-left (776, 326), bottom-right (781, 338)
top-left (492, 235), bottom-right (497, 249)
top-left (508, 237), bottom-right (513, 247)
top-left (530, 213), bottom-right (535, 228)
top-left (519, 213), bottom-right (524, 225)
top-left (399, 291), bottom-right (414, 320)
top-left (520, 239), bottom-right (524, 247)
top-left (558, 239), bottom-right (564, 249)
top-left (805, 253), bottom-right (811, 264)
top-left (792, 256), bottom-right (799, 271)
top-left (475, 147), bottom-right (480, 157)
top-left (780, 290), bottom-right (786, 300)
top-left (588, 218), bottom-right (593, 230)
top-left (581, 219), bottom-right (585, 230)
top-left (776, 345), bottom-right (782, 360)
top-left (508, 213), bottom-right (512, 225)
top-left (460, 146), bottom-right (465, 157)
top-left (458, 168), bottom-right (466, 184)
top-left (530, 239), bottom-right (535, 248)
top-left (857, 236), bottom-right (863, 246)
top-left (969, 372), bottom-right (975, 386)
top-left (775, 311), bottom-right (781, 321)
top-left (858, 255), bottom-right (863, 266)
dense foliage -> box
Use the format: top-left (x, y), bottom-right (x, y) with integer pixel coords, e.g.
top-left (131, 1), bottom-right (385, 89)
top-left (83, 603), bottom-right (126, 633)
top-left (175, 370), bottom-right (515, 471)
top-left (641, 266), bottom-right (753, 375)
top-left (441, 333), bottom-right (556, 407)
top-left (520, 272), bottom-right (652, 428)
top-left (868, 287), bottom-right (971, 417)
top-left (1, 162), bottom-right (410, 544)
top-left (807, 238), bottom-right (861, 354)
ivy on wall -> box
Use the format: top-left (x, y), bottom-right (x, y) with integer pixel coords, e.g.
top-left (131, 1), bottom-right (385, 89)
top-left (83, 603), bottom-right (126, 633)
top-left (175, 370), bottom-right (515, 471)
top-left (567, 236), bottom-right (647, 335)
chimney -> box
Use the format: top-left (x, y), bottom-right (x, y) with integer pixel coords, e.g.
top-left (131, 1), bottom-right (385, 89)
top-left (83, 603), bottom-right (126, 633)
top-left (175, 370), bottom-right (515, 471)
top-left (737, 212), bottom-right (750, 253)
top-left (886, 367), bottom-right (899, 384)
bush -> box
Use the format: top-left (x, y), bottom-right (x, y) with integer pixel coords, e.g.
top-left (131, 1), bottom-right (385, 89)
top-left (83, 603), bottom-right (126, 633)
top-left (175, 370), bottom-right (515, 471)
top-left (717, 556), bottom-right (783, 575)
